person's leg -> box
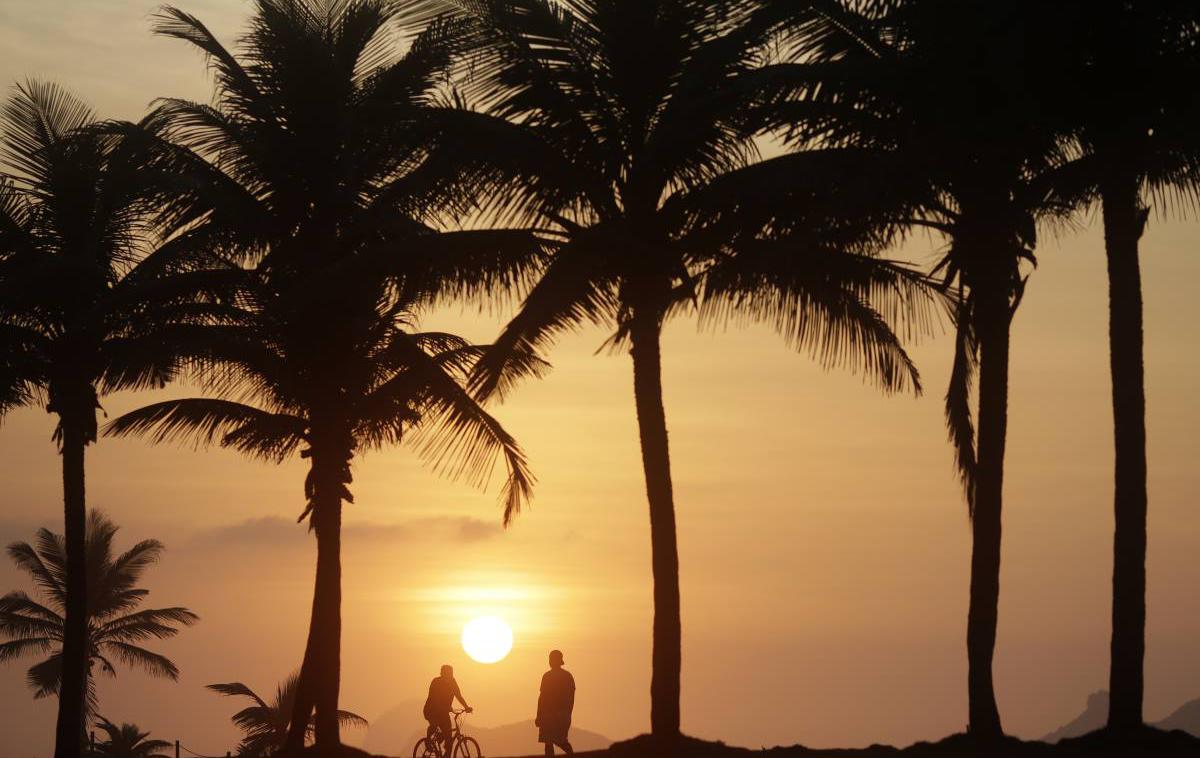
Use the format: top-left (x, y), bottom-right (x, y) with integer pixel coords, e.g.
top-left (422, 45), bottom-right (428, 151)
top-left (438, 716), bottom-right (453, 756)
top-left (544, 743), bottom-right (554, 756)
top-left (556, 741), bottom-right (573, 755)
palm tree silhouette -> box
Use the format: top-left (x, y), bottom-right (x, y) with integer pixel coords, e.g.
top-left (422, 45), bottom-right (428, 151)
top-left (403, 0), bottom-right (930, 739)
top-left (0, 81), bottom-right (193, 758)
top-left (208, 673), bottom-right (367, 756)
top-left (92, 718), bottom-right (173, 758)
top-left (0, 511), bottom-right (198, 725)
top-left (1038, 1), bottom-right (1200, 731)
top-left (106, 1), bottom-right (544, 748)
top-left (768, 0), bottom-right (1081, 737)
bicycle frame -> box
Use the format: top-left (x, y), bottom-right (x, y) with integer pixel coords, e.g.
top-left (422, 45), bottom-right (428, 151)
top-left (421, 709), bottom-right (475, 758)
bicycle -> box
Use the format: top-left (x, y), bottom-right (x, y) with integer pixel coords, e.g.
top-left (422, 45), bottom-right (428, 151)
top-left (413, 708), bottom-right (483, 758)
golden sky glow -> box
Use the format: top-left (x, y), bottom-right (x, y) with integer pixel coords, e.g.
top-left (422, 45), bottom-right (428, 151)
top-left (1, 2), bottom-right (1199, 756)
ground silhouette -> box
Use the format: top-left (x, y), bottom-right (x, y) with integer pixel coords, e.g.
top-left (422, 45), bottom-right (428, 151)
top-left (285, 726), bottom-right (1200, 758)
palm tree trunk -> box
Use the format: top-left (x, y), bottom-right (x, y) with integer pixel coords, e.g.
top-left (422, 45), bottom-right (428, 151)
top-left (629, 310), bottom-right (681, 741)
top-left (286, 441), bottom-right (347, 753)
top-left (1101, 170), bottom-right (1148, 732)
top-left (54, 417), bottom-right (89, 758)
top-left (966, 290), bottom-right (1010, 739)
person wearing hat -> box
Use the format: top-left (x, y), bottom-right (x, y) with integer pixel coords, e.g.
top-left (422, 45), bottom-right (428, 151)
top-left (535, 649), bottom-right (575, 755)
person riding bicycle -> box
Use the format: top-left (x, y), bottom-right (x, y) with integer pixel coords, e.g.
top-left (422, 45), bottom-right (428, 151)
top-left (424, 664), bottom-right (472, 756)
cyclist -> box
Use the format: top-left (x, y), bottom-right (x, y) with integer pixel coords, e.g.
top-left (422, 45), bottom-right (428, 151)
top-left (424, 664), bottom-right (472, 756)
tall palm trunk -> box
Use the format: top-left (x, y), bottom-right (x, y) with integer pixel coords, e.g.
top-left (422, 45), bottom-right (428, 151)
top-left (966, 288), bottom-right (1011, 739)
top-left (628, 309), bottom-right (681, 741)
top-left (55, 419), bottom-right (89, 758)
top-left (1101, 169), bottom-right (1148, 732)
top-left (287, 439), bottom-right (348, 751)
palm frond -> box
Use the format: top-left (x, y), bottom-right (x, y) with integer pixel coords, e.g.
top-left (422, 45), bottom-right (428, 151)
top-left (382, 331), bottom-right (536, 524)
top-left (105, 399), bottom-right (307, 462)
top-left (25, 650), bottom-right (61, 698)
top-left (151, 7), bottom-right (264, 119)
top-left (100, 641), bottom-right (181, 680)
top-left (1, 79), bottom-right (95, 184)
top-left (206, 681), bottom-right (269, 709)
top-left (6, 538), bottom-right (65, 606)
top-left (700, 238), bottom-right (936, 394)
top-left (336, 709), bottom-right (369, 730)
top-left (0, 592), bottom-right (63, 639)
top-left (469, 236), bottom-right (616, 401)
top-left (95, 607), bottom-right (199, 643)
top-left (0, 637), bottom-right (54, 662)
top-left (946, 296), bottom-right (978, 513)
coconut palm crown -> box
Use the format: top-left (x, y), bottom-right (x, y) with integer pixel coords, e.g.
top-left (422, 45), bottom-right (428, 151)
top-left (0, 511), bottom-right (198, 723)
top-left (208, 673), bottom-right (368, 756)
top-left (92, 718), bottom-right (173, 758)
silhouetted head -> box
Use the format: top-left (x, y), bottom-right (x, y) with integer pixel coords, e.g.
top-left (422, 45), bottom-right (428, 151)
top-left (549, 649), bottom-right (564, 668)
top-left (441, 664), bottom-right (454, 678)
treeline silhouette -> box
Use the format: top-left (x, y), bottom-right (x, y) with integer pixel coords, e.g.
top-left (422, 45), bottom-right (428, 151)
top-left (1, 1), bottom-right (1196, 757)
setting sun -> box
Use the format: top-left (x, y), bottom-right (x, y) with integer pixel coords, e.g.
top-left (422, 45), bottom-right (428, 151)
top-left (461, 615), bottom-right (514, 664)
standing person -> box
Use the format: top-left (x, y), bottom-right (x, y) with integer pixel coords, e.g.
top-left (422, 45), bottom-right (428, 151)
top-left (424, 665), bottom-right (472, 756)
top-left (536, 650), bottom-right (575, 756)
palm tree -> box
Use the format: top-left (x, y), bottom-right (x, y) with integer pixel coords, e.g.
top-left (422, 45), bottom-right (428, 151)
top-left (758, 0), bottom-right (1079, 737)
top-left (208, 673), bottom-right (367, 756)
top-left (0, 80), bottom-right (193, 758)
top-left (1037, 1), bottom-right (1200, 731)
top-left (402, 0), bottom-right (932, 739)
top-left (92, 718), bottom-right (173, 758)
top-left (105, 1), bottom-right (545, 748)
top-left (0, 511), bottom-right (199, 725)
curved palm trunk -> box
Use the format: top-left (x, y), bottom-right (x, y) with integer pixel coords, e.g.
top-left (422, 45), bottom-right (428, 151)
top-left (54, 409), bottom-right (91, 758)
top-left (966, 290), bottom-right (1011, 739)
top-left (629, 311), bottom-right (682, 741)
top-left (1101, 171), bottom-right (1148, 732)
top-left (286, 443), bottom-right (348, 752)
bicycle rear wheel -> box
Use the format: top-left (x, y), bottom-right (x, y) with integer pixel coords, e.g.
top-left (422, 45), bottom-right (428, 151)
top-left (453, 736), bottom-right (482, 758)
top-left (413, 737), bottom-right (440, 758)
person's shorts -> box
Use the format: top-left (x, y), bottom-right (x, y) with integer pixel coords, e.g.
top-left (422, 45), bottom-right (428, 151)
top-left (538, 720), bottom-right (570, 744)
top-left (426, 711), bottom-right (452, 741)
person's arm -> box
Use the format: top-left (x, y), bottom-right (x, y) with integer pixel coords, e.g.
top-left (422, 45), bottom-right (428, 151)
top-left (535, 672), bottom-right (547, 726)
top-left (453, 682), bottom-right (472, 712)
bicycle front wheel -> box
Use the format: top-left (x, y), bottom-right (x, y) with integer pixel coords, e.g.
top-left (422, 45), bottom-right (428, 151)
top-left (413, 737), bottom-right (440, 758)
top-left (453, 736), bottom-right (482, 758)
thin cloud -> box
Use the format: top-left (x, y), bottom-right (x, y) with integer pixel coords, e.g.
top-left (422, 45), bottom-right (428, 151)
top-left (189, 515), bottom-right (502, 549)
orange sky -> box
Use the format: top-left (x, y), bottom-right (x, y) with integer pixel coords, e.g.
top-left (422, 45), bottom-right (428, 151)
top-left (1, 2), bottom-right (1199, 756)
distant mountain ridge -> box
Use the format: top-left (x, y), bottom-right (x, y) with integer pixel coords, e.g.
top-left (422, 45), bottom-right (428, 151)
top-left (1043, 691), bottom-right (1200, 742)
top-left (1157, 697), bottom-right (1200, 734)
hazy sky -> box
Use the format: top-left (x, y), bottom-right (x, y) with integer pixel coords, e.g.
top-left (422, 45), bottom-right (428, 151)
top-left (1, 2), bottom-right (1199, 757)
